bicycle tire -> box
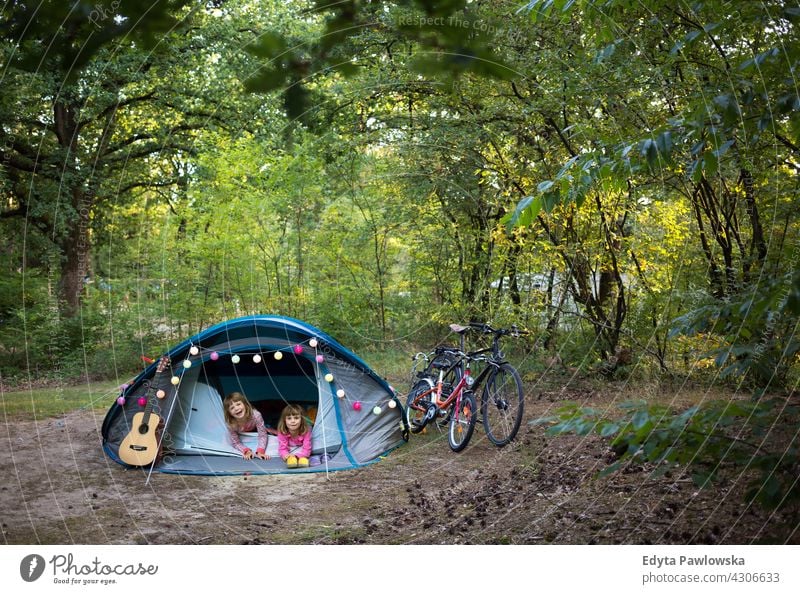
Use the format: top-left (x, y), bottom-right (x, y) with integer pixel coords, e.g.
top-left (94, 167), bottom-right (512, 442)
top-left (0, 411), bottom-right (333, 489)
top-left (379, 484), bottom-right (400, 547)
top-left (448, 390), bottom-right (477, 452)
top-left (481, 362), bottom-right (524, 446)
top-left (406, 377), bottom-right (434, 434)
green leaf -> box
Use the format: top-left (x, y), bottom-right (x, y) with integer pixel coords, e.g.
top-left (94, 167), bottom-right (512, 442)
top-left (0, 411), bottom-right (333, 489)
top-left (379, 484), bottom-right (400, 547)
top-left (543, 192), bottom-right (560, 212)
top-left (503, 195), bottom-right (542, 230)
top-left (331, 62), bottom-right (361, 77)
top-left (598, 422), bottom-right (619, 437)
top-left (740, 48), bottom-right (778, 70)
top-left (245, 32), bottom-right (288, 58)
top-left (713, 93), bottom-right (742, 123)
top-left (631, 409), bottom-right (649, 430)
top-left (703, 151), bottom-right (718, 177)
top-left (537, 180), bottom-right (555, 193)
top-left (598, 460), bottom-right (623, 478)
top-left (244, 68), bottom-right (289, 93)
top-left (714, 350), bottom-right (729, 367)
top-left (640, 138), bottom-right (659, 165)
top-left (655, 130), bottom-right (672, 158)
top-left (691, 471), bottom-right (714, 487)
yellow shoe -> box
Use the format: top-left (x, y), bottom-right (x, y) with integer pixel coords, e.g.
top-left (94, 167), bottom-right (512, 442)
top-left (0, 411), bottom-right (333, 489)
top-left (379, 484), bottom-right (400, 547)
top-left (286, 455), bottom-right (298, 469)
top-left (297, 457), bottom-right (309, 468)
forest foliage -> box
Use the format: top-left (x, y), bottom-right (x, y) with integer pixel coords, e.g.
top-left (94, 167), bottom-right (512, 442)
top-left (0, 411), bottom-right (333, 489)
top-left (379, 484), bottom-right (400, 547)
top-left (1, 0), bottom-right (798, 397)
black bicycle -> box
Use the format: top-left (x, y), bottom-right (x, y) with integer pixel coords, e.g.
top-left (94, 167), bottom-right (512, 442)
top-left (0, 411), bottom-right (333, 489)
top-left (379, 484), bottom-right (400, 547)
top-left (410, 323), bottom-right (526, 447)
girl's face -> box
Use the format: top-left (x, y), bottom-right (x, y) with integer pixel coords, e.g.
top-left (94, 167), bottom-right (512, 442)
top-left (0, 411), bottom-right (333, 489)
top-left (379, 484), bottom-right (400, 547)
top-left (228, 400), bottom-right (247, 420)
top-left (285, 413), bottom-right (302, 433)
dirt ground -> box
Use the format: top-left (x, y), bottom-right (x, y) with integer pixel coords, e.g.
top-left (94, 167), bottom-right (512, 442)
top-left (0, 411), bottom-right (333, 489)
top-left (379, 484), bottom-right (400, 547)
top-left (1, 381), bottom-right (798, 545)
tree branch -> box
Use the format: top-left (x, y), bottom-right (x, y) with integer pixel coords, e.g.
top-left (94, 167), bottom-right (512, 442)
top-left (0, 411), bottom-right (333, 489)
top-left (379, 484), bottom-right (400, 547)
top-left (77, 91), bottom-right (157, 133)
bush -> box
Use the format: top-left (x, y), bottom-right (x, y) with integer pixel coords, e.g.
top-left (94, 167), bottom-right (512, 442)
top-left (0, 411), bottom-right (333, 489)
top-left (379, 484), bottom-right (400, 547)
top-left (534, 396), bottom-right (800, 510)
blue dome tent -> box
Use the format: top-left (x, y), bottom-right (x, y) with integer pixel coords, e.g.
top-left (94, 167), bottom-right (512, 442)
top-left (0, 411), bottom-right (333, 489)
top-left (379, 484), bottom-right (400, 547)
top-left (102, 315), bottom-right (407, 475)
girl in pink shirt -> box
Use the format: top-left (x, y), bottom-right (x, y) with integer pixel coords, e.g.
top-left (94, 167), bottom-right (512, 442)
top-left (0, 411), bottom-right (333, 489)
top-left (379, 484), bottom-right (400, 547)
top-left (223, 392), bottom-right (270, 460)
top-left (277, 404), bottom-right (312, 468)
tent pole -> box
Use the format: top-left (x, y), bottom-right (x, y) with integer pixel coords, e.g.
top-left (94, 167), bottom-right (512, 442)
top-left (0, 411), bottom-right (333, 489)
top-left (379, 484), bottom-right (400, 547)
top-left (145, 368), bottom-right (183, 485)
top-left (314, 350), bottom-right (330, 479)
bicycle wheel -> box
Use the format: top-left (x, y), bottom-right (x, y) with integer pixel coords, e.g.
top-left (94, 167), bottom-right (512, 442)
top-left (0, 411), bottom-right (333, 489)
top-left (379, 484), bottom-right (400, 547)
top-left (427, 352), bottom-right (462, 427)
top-left (481, 362), bottom-right (524, 446)
top-left (406, 377), bottom-right (434, 434)
top-left (448, 390), bottom-right (477, 452)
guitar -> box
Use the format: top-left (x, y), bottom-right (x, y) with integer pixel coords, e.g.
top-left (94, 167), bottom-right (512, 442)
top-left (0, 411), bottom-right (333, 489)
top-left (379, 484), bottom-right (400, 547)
top-left (119, 355), bottom-right (170, 467)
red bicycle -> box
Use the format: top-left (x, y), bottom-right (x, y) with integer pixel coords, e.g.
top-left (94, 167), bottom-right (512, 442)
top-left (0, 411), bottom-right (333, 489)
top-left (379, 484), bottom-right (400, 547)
top-left (406, 345), bottom-right (477, 452)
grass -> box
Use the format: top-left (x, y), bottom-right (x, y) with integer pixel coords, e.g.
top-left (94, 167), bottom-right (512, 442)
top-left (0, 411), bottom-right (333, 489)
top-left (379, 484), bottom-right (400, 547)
top-left (0, 380), bottom-right (121, 419)
top-left (355, 345), bottom-right (414, 384)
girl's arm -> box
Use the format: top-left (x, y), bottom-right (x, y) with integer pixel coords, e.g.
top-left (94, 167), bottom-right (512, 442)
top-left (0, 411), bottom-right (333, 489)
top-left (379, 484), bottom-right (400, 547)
top-left (298, 430), bottom-right (312, 459)
top-left (228, 427), bottom-right (251, 457)
top-left (277, 432), bottom-right (290, 460)
top-left (253, 410), bottom-right (270, 458)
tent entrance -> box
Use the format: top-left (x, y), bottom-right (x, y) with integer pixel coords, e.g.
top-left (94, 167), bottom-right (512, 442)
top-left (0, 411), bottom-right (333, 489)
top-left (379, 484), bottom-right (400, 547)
top-left (166, 350), bottom-right (343, 458)
top-left (204, 353), bottom-right (320, 427)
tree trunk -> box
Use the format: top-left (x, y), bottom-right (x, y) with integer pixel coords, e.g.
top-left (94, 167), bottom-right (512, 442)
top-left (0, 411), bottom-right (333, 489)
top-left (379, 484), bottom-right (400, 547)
top-left (740, 168), bottom-right (767, 268)
top-left (54, 98), bottom-right (92, 317)
top-left (57, 187), bottom-right (92, 317)
top-left (505, 242), bottom-right (522, 306)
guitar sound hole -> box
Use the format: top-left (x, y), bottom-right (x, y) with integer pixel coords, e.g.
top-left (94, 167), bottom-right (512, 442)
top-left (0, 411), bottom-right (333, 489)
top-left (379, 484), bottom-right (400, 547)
top-left (137, 424), bottom-right (149, 435)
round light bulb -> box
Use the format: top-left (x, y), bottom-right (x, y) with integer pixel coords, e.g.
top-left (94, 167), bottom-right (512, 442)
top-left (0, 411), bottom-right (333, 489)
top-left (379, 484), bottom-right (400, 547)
top-left (182, 359), bottom-right (192, 369)
top-left (336, 389), bottom-right (345, 398)
top-left (156, 389), bottom-right (166, 399)
top-left (253, 354), bottom-right (262, 364)
top-left (325, 373), bottom-right (334, 383)
top-left (309, 338), bottom-right (318, 348)
top-left (231, 354), bottom-right (240, 364)
top-left (171, 376), bottom-right (180, 385)
top-left (372, 406), bottom-right (382, 415)
top-left (116, 396), bottom-right (126, 406)
top-left (388, 400), bottom-right (397, 409)
top-left (189, 346), bottom-right (199, 356)
top-left (274, 351), bottom-right (283, 360)
top-left (210, 351), bottom-right (219, 361)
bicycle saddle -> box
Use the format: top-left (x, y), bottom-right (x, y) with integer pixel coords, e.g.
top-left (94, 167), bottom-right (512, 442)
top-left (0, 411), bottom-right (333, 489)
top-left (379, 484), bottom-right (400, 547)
top-left (449, 323), bottom-right (469, 334)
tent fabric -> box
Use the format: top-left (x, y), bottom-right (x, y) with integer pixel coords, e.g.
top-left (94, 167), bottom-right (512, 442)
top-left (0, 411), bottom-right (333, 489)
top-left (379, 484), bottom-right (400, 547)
top-left (101, 315), bottom-right (407, 475)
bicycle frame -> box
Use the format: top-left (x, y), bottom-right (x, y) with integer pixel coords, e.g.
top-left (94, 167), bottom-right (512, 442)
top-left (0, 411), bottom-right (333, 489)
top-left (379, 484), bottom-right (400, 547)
top-left (408, 338), bottom-right (500, 415)
top-left (407, 359), bottom-right (472, 416)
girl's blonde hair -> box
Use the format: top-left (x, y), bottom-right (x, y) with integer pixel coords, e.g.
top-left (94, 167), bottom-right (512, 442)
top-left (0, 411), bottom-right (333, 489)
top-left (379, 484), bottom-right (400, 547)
top-left (222, 392), bottom-right (254, 427)
top-left (277, 403), bottom-right (308, 435)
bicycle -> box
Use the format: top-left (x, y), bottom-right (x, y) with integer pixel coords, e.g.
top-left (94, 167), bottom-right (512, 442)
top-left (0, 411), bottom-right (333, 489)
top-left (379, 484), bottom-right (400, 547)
top-left (406, 345), bottom-right (478, 452)
top-left (407, 323), bottom-right (526, 449)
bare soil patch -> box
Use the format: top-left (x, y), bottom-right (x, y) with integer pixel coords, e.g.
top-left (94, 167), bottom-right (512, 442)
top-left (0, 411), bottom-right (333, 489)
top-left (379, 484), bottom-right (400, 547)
top-left (1, 382), bottom-right (798, 545)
